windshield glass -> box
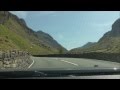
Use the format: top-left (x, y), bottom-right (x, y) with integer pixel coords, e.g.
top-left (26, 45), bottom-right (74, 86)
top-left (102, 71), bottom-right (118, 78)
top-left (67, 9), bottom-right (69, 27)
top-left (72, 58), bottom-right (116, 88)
top-left (0, 11), bottom-right (120, 71)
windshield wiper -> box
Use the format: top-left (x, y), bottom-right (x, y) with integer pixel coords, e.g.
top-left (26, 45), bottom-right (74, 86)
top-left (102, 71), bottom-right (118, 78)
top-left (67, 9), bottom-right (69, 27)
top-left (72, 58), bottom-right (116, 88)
top-left (34, 71), bottom-right (47, 77)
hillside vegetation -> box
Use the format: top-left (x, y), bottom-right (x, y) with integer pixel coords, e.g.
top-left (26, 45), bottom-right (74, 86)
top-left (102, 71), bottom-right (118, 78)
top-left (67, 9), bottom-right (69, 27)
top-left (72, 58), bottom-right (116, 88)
top-left (0, 11), bottom-right (67, 55)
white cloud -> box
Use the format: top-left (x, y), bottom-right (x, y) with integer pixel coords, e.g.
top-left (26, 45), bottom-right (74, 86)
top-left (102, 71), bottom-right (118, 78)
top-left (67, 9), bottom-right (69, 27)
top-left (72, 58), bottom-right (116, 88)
top-left (65, 41), bottom-right (79, 50)
top-left (87, 22), bottom-right (113, 32)
top-left (91, 22), bottom-right (113, 27)
top-left (10, 11), bottom-right (28, 19)
top-left (58, 34), bottom-right (64, 40)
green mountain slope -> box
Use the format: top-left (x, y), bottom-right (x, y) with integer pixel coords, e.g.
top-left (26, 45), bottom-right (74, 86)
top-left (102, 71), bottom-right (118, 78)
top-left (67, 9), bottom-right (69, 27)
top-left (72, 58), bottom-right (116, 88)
top-left (69, 42), bottom-right (97, 54)
top-left (0, 11), bottom-right (67, 55)
top-left (36, 31), bottom-right (67, 53)
top-left (69, 18), bottom-right (120, 54)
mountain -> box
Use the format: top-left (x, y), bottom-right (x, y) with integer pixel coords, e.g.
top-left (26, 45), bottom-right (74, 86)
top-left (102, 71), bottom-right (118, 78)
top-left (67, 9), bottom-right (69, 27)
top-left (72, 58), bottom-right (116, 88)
top-left (69, 18), bottom-right (120, 54)
top-left (0, 11), bottom-right (67, 55)
top-left (35, 31), bottom-right (67, 53)
top-left (69, 42), bottom-right (97, 54)
top-left (79, 42), bottom-right (96, 49)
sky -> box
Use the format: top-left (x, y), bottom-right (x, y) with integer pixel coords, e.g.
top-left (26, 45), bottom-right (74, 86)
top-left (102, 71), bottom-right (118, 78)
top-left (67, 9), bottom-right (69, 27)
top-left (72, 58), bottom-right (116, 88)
top-left (10, 11), bottom-right (119, 50)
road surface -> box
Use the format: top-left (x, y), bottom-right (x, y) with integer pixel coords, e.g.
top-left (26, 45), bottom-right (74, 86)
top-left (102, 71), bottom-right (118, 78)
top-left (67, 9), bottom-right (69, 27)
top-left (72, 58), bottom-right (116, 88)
top-left (28, 57), bottom-right (120, 70)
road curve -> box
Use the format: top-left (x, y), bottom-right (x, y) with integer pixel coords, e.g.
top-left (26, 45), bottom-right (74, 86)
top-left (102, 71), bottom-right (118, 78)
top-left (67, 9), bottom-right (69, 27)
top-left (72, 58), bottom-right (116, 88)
top-left (28, 57), bottom-right (120, 70)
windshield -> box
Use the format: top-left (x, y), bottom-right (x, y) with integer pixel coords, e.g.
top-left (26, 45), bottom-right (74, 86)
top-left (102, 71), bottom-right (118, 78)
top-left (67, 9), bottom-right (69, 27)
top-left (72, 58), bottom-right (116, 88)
top-left (0, 11), bottom-right (120, 72)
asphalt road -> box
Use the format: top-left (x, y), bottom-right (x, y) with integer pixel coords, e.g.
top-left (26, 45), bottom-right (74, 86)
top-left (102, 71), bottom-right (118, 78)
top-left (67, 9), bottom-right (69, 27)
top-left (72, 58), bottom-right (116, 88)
top-left (28, 57), bottom-right (120, 70)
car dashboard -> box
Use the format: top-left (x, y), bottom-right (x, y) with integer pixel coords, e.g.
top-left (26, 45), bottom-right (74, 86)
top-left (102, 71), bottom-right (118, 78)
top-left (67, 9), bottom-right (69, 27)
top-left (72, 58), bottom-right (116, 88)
top-left (0, 68), bottom-right (120, 79)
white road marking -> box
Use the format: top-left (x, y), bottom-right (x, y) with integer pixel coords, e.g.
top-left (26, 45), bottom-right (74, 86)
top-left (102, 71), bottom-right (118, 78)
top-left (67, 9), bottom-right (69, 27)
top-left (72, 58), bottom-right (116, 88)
top-left (61, 60), bottom-right (79, 66)
top-left (28, 58), bottom-right (35, 69)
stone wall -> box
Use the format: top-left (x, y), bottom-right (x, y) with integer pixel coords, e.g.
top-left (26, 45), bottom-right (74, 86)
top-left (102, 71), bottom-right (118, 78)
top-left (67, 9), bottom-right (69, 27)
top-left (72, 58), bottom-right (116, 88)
top-left (0, 50), bottom-right (32, 69)
top-left (33, 52), bottom-right (120, 63)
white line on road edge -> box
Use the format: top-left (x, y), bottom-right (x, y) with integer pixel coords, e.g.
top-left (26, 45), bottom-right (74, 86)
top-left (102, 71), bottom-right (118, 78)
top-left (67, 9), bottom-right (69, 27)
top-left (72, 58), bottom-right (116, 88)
top-left (61, 60), bottom-right (79, 66)
top-left (28, 58), bottom-right (35, 69)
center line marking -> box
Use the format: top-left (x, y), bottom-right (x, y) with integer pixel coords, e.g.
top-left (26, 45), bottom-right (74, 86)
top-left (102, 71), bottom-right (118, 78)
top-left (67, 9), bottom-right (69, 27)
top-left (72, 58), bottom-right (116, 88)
top-left (61, 60), bottom-right (78, 66)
